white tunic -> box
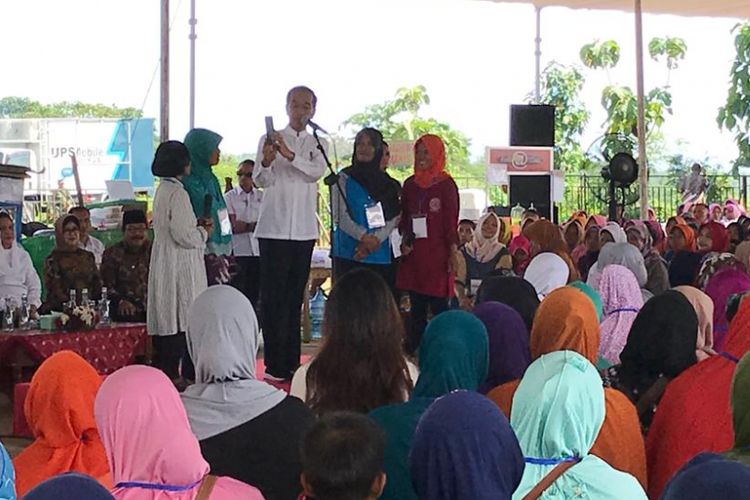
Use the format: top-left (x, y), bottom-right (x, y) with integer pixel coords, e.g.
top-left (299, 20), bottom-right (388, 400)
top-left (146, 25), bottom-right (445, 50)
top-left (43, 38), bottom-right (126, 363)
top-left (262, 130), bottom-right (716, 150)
top-left (147, 178), bottom-right (208, 336)
top-left (0, 243), bottom-right (42, 307)
top-left (79, 236), bottom-right (105, 267)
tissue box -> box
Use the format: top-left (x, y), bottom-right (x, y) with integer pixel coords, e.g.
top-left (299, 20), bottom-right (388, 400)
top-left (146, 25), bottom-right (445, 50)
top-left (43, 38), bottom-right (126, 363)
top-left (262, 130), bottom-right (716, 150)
top-left (39, 313), bottom-right (61, 331)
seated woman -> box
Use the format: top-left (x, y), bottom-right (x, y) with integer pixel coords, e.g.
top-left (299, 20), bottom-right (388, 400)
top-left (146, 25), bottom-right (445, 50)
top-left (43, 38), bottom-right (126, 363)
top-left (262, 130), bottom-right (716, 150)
top-left (40, 215), bottom-right (101, 313)
top-left (625, 220), bottom-right (670, 295)
top-left (0, 211), bottom-right (41, 312)
top-left (290, 268), bottom-right (417, 414)
top-left (100, 210), bottom-right (151, 322)
top-left (95, 365), bottom-right (264, 499)
top-left (23, 473), bottom-right (114, 500)
top-left (182, 285), bottom-right (314, 500)
top-left (455, 212), bottom-right (512, 309)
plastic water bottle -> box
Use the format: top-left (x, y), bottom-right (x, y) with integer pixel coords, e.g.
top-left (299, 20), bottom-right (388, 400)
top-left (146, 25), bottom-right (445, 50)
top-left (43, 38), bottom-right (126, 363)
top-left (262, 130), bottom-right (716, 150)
top-left (68, 289), bottom-right (77, 309)
top-left (99, 287), bottom-right (111, 326)
top-left (19, 294), bottom-right (30, 330)
top-left (81, 288), bottom-right (90, 308)
top-left (309, 288), bottom-right (326, 340)
top-left (4, 298), bottom-right (14, 331)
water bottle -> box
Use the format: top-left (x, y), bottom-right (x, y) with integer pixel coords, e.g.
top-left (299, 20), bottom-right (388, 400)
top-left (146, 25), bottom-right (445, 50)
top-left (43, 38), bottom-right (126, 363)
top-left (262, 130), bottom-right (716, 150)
top-left (81, 288), bottom-right (90, 308)
top-left (309, 288), bottom-right (326, 340)
top-left (19, 294), bottom-right (30, 330)
top-left (68, 289), bottom-right (77, 309)
top-left (4, 298), bottom-right (14, 332)
top-left (99, 287), bottom-right (111, 326)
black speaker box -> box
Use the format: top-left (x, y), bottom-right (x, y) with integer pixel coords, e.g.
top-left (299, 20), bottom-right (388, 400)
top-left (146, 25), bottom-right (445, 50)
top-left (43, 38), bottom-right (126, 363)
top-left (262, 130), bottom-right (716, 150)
top-left (510, 104), bottom-right (555, 147)
top-left (509, 175), bottom-right (552, 220)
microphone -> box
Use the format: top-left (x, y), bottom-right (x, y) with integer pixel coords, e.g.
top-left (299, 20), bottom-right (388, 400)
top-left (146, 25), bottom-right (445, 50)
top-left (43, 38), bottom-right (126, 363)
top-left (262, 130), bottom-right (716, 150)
top-left (307, 120), bottom-right (329, 135)
top-left (203, 194), bottom-right (213, 219)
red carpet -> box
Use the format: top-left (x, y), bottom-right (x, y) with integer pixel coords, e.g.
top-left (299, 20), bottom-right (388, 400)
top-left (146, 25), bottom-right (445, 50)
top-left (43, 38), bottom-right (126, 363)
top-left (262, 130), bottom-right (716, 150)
top-left (255, 355), bottom-right (311, 392)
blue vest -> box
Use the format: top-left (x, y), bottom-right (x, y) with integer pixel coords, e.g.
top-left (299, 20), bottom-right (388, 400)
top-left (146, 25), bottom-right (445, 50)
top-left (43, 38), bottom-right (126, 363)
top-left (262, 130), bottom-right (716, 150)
top-left (333, 177), bottom-right (391, 265)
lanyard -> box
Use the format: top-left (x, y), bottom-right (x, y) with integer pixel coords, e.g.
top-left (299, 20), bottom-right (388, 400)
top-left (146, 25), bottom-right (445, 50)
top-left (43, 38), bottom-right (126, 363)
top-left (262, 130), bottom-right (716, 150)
top-left (719, 351), bottom-right (740, 363)
top-left (524, 456), bottom-right (581, 466)
top-left (606, 307), bottom-right (640, 316)
top-left (115, 479), bottom-right (202, 492)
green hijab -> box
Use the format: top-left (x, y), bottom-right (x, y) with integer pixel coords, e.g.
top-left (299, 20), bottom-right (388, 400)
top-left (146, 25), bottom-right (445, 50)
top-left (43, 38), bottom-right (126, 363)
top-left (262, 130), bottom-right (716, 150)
top-left (369, 310), bottom-right (489, 500)
top-left (182, 128), bottom-right (232, 254)
top-left (511, 351), bottom-right (646, 499)
top-left (732, 352), bottom-right (750, 449)
top-left (568, 281), bottom-right (603, 321)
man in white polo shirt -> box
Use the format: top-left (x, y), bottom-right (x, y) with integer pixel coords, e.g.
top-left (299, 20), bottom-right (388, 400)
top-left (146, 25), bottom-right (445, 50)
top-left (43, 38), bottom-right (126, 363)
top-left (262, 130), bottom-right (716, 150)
top-left (69, 206), bottom-right (105, 267)
top-left (254, 85), bottom-right (327, 381)
top-left (224, 159), bottom-right (263, 310)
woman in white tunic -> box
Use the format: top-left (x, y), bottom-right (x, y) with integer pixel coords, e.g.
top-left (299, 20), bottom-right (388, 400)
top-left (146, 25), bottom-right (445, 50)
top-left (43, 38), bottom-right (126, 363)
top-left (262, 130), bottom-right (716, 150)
top-left (0, 212), bottom-right (41, 311)
top-left (147, 140), bottom-right (213, 384)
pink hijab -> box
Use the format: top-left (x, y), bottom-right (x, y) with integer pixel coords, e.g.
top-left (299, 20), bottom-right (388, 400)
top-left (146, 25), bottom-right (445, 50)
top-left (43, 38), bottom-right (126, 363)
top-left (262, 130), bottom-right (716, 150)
top-left (94, 365), bottom-right (264, 500)
top-left (596, 264), bottom-right (644, 365)
top-left (673, 286), bottom-right (716, 361)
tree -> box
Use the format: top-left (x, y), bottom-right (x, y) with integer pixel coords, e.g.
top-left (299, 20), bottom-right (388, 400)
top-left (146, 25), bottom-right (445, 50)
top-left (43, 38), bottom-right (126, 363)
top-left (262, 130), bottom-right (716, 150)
top-left (0, 96), bottom-right (142, 119)
top-left (717, 22), bottom-right (750, 172)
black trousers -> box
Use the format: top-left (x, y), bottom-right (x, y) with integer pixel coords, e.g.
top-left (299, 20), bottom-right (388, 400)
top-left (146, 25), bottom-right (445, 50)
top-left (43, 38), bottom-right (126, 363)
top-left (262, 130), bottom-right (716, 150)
top-left (259, 238), bottom-right (315, 378)
top-left (152, 332), bottom-right (195, 381)
top-left (407, 292), bottom-right (449, 356)
top-left (230, 255), bottom-right (261, 310)
top-left (333, 257), bottom-right (397, 298)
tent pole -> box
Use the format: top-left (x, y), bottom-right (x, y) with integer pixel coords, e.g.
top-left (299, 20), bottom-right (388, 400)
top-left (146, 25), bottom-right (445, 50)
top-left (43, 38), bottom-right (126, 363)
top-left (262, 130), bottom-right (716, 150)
top-left (189, 0), bottom-right (197, 129)
top-left (534, 6), bottom-right (543, 103)
top-left (635, 0), bottom-right (648, 219)
top-left (160, 0), bottom-right (169, 141)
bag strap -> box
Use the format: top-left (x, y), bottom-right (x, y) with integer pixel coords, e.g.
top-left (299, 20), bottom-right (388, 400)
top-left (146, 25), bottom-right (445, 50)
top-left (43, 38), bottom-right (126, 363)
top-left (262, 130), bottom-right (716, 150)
top-left (521, 461), bottom-right (578, 500)
top-left (195, 475), bottom-right (218, 500)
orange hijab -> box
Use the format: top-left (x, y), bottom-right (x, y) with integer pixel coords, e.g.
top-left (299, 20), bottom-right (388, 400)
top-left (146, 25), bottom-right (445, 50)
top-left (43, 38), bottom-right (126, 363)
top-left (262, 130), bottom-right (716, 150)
top-left (487, 287), bottom-right (647, 488)
top-left (523, 220), bottom-right (581, 282)
top-left (413, 134), bottom-right (450, 189)
top-left (13, 351), bottom-right (111, 496)
top-left (673, 223), bottom-right (697, 252)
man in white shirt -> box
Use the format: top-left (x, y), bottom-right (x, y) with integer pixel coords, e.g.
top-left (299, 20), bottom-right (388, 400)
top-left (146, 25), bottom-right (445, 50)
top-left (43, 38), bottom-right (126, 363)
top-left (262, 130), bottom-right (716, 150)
top-left (224, 159), bottom-right (263, 310)
top-left (69, 206), bottom-right (105, 267)
top-left (254, 85), bottom-right (328, 381)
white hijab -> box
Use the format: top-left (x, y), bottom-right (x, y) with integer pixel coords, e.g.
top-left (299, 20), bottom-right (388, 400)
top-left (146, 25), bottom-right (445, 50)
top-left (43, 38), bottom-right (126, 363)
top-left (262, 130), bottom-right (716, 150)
top-left (524, 252), bottom-right (569, 300)
top-left (464, 213), bottom-right (504, 263)
top-left (181, 285), bottom-right (286, 440)
top-left (601, 222), bottom-right (627, 244)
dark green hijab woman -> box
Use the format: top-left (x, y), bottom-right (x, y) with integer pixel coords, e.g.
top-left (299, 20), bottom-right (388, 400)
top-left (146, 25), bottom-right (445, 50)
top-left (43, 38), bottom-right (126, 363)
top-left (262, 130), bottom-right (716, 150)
top-left (369, 310), bottom-right (489, 500)
top-left (727, 352), bottom-right (750, 466)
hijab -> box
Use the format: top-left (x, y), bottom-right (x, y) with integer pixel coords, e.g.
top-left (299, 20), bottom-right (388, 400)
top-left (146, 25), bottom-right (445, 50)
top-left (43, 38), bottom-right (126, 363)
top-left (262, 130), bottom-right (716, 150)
top-left (597, 265), bottom-right (644, 366)
top-left (508, 235), bottom-right (531, 275)
top-left (24, 473), bottom-right (114, 500)
top-left (586, 215), bottom-right (608, 229)
top-left (697, 252), bottom-right (744, 290)
top-left (700, 221), bottom-right (730, 253)
top-left (674, 286), bottom-right (716, 360)
top-left (53, 215), bottom-right (81, 253)
top-left (625, 220), bottom-right (659, 260)
top-left (601, 222), bottom-right (627, 244)
top-left (673, 223), bottom-right (697, 252)
top-left (410, 390), bottom-right (524, 500)
top-left (343, 128), bottom-right (401, 220)
top-left (733, 352), bottom-right (750, 450)
top-left (464, 213), bottom-right (505, 264)
top-left (568, 280), bottom-right (603, 321)
top-left (0, 442), bottom-right (14, 500)
top-left (705, 268), bottom-right (750, 351)
top-left (473, 302), bottom-right (531, 394)
top-left (413, 135), bottom-right (450, 189)
top-left (523, 220), bottom-right (568, 255)
top-left (511, 351), bottom-right (646, 500)
top-left (662, 453), bottom-right (750, 500)
top-left (524, 252), bottom-right (569, 299)
top-left (589, 242), bottom-right (648, 289)
top-left (563, 220), bottom-right (584, 252)
top-left (95, 365), bottom-right (263, 500)
top-left (669, 250), bottom-right (704, 287)
top-left (475, 276), bottom-right (539, 332)
top-left (12, 351), bottom-right (110, 497)
top-left (181, 285), bottom-right (286, 441)
top-left (645, 220), bottom-right (665, 250)
top-left (709, 203), bottom-right (722, 221)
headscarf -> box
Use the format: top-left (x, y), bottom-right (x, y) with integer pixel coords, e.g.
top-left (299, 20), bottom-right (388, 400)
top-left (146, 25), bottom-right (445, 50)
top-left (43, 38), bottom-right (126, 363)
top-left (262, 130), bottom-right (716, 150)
top-left (12, 352), bottom-right (110, 496)
top-left (699, 221), bottom-right (730, 253)
top-left (597, 265), bottom-right (644, 366)
top-left (498, 216), bottom-right (512, 245)
top-left (589, 242), bottom-right (648, 289)
top-left (669, 250), bottom-right (704, 287)
top-left (369, 311), bottom-right (488, 500)
top-left (735, 241), bottom-right (750, 269)
top-left (523, 220), bottom-right (579, 282)
top-left (343, 127), bottom-right (401, 220)
top-left (53, 215), bottom-right (81, 252)
top-left (475, 276), bottom-right (539, 332)
top-left (24, 473), bottom-right (114, 500)
top-left (672, 223), bottom-right (697, 252)
top-left (661, 453), bottom-right (750, 500)
top-left (586, 215), bottom-right (608, 229)
top-left (95, 365), bottom-right (263, 500)
top-left (508, 235), bottom-right (531, 275)
top-left (464, 213), bottom-right (505, 264)
top-left (524, 252), bottom-right (569, 299)
top-left (697, 252), bottom-right (744, 290)
top-left (181, 128), bottom-right (231, 253)
top-left (601, 221), bottom-right (627, 243)
top-left (645, 220), bottom-right (665, 250)
top-left (413, 135), bottom-right (449, 189)
top-left (709, 203), bottom-right (722, 221)
top-left (726, 199), bottom-right (746, 221)
top-left (705, 268), bottom-right (750, 352)
top-left (563, 219), bottom-right (584, 252)
top-left (181, 286), bottom-right (286, 441)
top-left (409, 391), bottom-right (524, 500)
top-left (645, 298), bottom-right (750, 498)
top-left (673, 286), bottom-right (716, 360)
top-left (568, 281), bottom-right (603, 321)
top-left (473, 302), bottom-right (531, 394)
top-left (0, 442), bottom-right (14, 500)
top-left (625, 220), bottom-right (658, 259)
top-left (511, 351), bottom-right (646, 499)
top-left (618, 291), bottom-right (698, 399)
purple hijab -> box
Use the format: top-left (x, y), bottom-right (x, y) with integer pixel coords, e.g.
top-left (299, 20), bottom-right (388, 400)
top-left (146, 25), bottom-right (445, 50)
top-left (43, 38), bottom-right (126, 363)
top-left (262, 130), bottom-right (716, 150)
top-left (596, 264), bottom-right (644, 365)
top-left (705, 268), bottom-right (750, 351)
top-left (473, 302), bottom-right (531, 394)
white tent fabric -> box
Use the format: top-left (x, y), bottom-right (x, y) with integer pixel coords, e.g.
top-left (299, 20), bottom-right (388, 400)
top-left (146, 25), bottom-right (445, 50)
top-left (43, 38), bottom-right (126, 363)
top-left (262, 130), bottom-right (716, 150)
top-left (484, 0), bottom-right (750, 18)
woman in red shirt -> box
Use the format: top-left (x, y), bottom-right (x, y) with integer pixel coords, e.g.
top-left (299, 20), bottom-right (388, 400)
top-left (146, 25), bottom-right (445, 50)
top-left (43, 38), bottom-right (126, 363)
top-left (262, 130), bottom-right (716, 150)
top-left (397, 135), bottom-right (459, 355)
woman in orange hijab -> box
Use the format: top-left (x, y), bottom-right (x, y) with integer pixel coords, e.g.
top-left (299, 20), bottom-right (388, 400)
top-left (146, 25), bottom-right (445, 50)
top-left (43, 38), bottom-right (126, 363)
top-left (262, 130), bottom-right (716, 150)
top-left (13, 351), bottom-right (111, 495)
top-left (487, 287), bottom-right (647, 488)
top-left (523, 219), bottom-right (580, 282)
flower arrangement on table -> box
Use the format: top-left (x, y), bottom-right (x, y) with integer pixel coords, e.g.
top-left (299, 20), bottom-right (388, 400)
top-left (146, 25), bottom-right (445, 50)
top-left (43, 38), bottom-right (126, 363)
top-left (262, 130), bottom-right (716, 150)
top-left (56, 304), bottom-right (99, 331)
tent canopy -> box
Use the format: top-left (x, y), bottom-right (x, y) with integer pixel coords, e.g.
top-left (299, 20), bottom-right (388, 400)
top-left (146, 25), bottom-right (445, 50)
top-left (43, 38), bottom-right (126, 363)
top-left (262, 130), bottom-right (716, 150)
top-left (489, 0), bottom-right (750, 18)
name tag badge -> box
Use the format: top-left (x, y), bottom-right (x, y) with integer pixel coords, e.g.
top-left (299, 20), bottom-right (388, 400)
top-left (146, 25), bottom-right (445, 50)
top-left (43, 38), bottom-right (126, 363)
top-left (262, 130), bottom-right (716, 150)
top-left (217, 208), bottom-right (232, 236)
top-left (365, 202), bottom-right (386, 229)
top-left (469, 279), bottom-right (483, 297)
top-left (413, 216), bottom-right (428, 239)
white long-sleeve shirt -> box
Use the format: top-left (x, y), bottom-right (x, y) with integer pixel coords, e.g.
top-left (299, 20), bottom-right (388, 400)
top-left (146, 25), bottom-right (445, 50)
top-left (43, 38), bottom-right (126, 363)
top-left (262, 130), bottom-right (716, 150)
top-left (253, 125), bottom-right (328, 241)
top-left (0, 243), bottom-right (42, 307)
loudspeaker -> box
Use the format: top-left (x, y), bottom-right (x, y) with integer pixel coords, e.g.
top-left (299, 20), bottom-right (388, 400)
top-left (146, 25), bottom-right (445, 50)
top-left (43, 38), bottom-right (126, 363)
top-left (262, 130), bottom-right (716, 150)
top-left (509, 175), bottom-right (552, 220)
top-left (510, 104), bottom-right (555, 147)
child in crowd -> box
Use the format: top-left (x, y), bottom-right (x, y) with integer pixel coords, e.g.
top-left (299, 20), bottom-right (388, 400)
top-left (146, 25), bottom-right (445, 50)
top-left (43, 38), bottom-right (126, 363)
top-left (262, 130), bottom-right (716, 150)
top-left (457, 219), bottom-right (476, 249)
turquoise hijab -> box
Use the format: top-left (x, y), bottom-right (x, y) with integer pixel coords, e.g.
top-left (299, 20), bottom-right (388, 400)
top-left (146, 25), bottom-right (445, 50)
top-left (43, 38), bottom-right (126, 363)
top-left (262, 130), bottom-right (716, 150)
top-left (568, 281), bottom-right (603, 321)
top-left (182, 128), bottom-right (232, 255)
top-left (0, 442), bottom-right (15, 500)
top-left (511, 351), bottom-right (646, 499)
top-left (369, 311), bottom-right (489, 500)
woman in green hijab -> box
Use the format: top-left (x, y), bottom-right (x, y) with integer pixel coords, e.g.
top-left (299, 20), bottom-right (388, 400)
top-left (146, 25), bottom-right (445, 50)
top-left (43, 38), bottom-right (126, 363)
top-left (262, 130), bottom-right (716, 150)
top-left (511, 351), bottom-right (646, 499)
top-left (183, 128), bottom-right (233, 283)
top-left (726, 352), bottom-right (750, 466)
top-left (369, 310), bottom-right (488, 500)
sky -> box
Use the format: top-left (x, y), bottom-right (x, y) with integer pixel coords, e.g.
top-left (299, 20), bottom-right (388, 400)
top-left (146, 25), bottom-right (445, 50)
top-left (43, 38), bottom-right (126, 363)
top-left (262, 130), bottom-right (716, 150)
top-left (1, 0), bottom-right (743, 170)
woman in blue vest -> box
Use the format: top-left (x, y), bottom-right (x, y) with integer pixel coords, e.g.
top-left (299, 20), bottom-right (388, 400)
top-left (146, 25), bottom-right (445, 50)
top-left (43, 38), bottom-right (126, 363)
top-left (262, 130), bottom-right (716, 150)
top-left (332, 128), bottom-right (401, 291)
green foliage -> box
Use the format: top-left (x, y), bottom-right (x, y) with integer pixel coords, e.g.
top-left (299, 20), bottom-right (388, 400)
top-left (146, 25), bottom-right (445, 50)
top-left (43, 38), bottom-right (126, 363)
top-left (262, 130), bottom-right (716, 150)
top-left (0, 96), bottom-right (142, 119)
top-left (580, 40), bottom-right (621, 70)
top-left (717, 22), bottom-right (750, 170)
top-left (648, 37), bottom-right (688, 71)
